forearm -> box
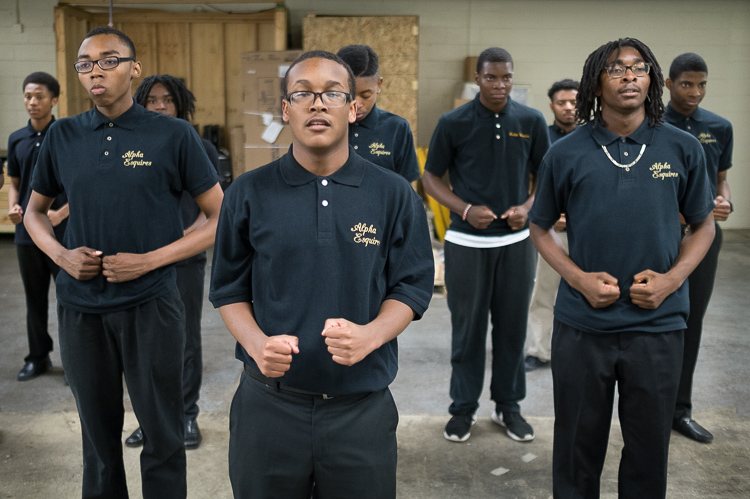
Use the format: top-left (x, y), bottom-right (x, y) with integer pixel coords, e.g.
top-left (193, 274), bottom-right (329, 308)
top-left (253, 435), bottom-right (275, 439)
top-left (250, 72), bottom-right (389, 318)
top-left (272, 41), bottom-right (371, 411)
top-left (362, 299), bottom-right (416, 350)
top-left (668, 214), bottom-right (715, 287)
top-left (422, 171), bottom-right (467, 215)
top-left (219, 301), bottom-right (267, 360)
top-left (8, 178), bottom-right (20, 208)
top-left (25, 205), bottom-right (66, 264)
top-left (530, 223), bottom-right (583, 288)
top-left (53, 203), bottom-right (70, 220)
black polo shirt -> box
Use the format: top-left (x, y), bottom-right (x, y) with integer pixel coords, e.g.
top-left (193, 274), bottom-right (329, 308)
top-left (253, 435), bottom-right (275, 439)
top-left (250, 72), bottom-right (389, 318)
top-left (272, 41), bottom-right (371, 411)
top-left (7, 118), bottom-right (67, 245)
top-left (209, 146), bottom-right (434, 395)
top-left (548, 123), bottom-right (574, 144)
top-left (529, 118), bottom-right (714, 334)
top-left (665, 103), bottom-right (733, 196)
top-left (31, 103), bottom-right (219, 314)
top-left (425, 94), bottom-right (550, 236)
top-left (177, 137), bottom-right (220, 267)
top-left (349, 105), bottom-right (420, 182)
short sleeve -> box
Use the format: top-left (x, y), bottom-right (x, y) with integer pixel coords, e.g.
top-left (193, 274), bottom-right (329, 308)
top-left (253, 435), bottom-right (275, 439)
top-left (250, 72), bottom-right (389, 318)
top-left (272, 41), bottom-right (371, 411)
top-left (424, 116), bottom-right (453, 177)
top-left (30, 128), bottom-right (64, 199)
top-left (529, 155), bottom-right (564, 230)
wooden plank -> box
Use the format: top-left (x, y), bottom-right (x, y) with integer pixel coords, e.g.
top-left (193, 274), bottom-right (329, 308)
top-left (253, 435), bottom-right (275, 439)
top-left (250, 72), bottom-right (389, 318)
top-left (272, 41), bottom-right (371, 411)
top-left (190, 24), bottom-right (226, 129)
top-left (55, 6), bottom-right (93, 118)
top-left (225, 23), bottom-right (258, 130)
top-left (156, 23), bottom-right (192, 86)
top-left (89, 10), bottom-right (277, 25)
top-left (62, 0), bottom-right (280, 4)
top-left (121, 22), bottom-right (158, 92)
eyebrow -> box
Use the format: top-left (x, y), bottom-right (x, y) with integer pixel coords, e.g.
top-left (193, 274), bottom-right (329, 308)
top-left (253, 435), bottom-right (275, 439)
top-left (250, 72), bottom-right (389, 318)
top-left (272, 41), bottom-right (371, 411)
top-left (77, 49), bottom-right (121, 60)
top-left (291, 79), bottom-right (345, 89)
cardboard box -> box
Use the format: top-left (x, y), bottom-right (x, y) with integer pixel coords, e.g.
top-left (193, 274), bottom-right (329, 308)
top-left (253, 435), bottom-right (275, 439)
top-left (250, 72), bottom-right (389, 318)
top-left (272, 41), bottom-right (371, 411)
top-left (464, 56), bottom-right (478, 82)
top-left (240, 50), bottom-right (302, 175)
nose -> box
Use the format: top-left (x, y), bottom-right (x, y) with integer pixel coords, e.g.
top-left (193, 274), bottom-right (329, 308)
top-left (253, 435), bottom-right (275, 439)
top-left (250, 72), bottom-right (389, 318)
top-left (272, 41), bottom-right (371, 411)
top-left (310, 93), bottom-right (328, 110)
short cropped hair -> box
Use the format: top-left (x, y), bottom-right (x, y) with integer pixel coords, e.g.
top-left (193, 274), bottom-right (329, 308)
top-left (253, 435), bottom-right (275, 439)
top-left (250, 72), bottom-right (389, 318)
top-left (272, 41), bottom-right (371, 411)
top-left (280, 50), bottom-right (357, 97)
top-left (669, 53), bottom-right (708, 80)
top-left (547, 79), bottom-right (579, 101)
top-left (476, 47), bottom-right (514, 72)
top-left (82, 26), bottom-right (136, 59)
top-left (336, 44), bottom-right (379, 78)
top-left (22, 72), bottom-right (60, 98)
top-left (134, 75), bottom-right (195, 121)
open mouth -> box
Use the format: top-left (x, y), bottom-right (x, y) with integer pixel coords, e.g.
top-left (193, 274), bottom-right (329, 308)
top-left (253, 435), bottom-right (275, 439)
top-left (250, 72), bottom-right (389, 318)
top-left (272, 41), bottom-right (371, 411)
top-left (306, 117), bottom-right (331, 130)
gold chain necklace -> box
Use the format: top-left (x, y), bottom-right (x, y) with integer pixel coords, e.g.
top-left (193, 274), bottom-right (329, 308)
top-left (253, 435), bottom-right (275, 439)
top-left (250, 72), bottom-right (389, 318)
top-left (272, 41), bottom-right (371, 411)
top-left (601, 143), bottom-right (646, 172)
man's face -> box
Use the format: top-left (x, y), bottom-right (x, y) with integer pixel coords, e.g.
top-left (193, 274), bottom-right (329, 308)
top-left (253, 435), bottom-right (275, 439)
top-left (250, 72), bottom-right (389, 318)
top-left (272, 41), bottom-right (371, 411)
top-left (475, 61), bottom-right (513, 111)
top-left (666, 71), bottom-right (707, 116)
top-left (596, 46), bottom-right (650, 115)
top-left (77, 34), bottom-right (141, 110)
top-left (24, 83), bottom-right (58, 122)
top-left (353, 75), bottom-right (382, 122)
top-left (550, 89), bottom-right (577, 126)
top-left (145, 83), bottom-right (178, 118)
top-left (282, 57), bottom-right (356, 153)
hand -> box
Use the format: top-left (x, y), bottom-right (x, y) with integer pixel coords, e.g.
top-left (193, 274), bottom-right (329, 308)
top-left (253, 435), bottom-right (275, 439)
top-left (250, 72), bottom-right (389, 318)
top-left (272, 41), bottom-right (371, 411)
top-left (8, 204), bottom-right (23, 225)
top-left (630, 270), bottom-right (679, 309)
top-left (713, 196), bottom-right (731, 222)
top-left (102, 253), bottom-right (154, 283)
top-left (500, 205), bottom-right (529, 231)
top-left (47, 208), bottom-right (66, 227)
top-left (576, 272), bottom-right (620, 309)
top-left (465, 205), bottom-right (497, 230)
top-left (61, 247), bottom-right (103, 280)
top-left (322, 318), bottom-right (378, 366)
top-left (254, 335), bottom-right (299, 378)
top-left (553, 214), bottom-right (567, 232)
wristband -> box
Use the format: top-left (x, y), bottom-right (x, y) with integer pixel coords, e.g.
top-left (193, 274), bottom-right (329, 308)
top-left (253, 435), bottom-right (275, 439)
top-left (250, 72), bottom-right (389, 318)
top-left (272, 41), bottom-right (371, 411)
top-left (728, 199), bottom-right (734, 214)
top-left (462, 204), bottom-right (472, 221)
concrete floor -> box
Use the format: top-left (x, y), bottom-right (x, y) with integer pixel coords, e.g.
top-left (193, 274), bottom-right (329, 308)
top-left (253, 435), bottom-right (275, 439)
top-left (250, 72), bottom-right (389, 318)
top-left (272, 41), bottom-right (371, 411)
top-left (0, 230), bottom-right (748, 498)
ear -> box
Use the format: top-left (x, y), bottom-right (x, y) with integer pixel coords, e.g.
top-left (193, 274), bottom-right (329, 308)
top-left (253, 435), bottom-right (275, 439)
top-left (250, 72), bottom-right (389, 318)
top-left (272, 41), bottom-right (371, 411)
top-left (474, 72), bottom-right (480, 85)
top-left (281, 99), bottom-right (289, 123)
top-left (348, 98), bottom-right (357, 124)
top-left (549, 101), bottom-right (554, 113)
top-left (665, 78), bottom-right (673, 91)
top-left (51, 96), bottom-right (59, 108)
top-left (131, 61), bottom-right (142, 79)
top-left (376, 76), bottom-right (383, 94)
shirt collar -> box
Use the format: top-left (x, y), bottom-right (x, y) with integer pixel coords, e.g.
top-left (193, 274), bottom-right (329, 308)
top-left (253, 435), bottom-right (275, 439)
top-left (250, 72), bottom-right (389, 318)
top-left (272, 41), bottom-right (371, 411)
top-left (473, 93), bottom-right (512, 119)
top-left (666, 102), bottom-right (704, 123)
top-left (550, 123), bottom-right (573, 136)
top-left (280, 145), bottom-right (365, 187)
top-left (90, 102), bottom-right (145, 131)
top-left (355, 104), bottom-right (380, 130)
top-left (588, 116), bottom-right (654, 146)
top-left (24, 116), bottom-right (56, 137)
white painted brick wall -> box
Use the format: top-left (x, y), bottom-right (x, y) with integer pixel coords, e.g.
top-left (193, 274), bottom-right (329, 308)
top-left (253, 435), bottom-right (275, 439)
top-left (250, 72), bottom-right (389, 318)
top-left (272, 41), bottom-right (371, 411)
top-left (0, 0), bottom-right (57, 156)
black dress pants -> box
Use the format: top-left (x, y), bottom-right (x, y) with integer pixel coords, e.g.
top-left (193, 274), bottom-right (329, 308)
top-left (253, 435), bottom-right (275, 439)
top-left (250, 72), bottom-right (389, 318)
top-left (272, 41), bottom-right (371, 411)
top-left (16, 244), bottom-right (59, 362)
top-left (176, 258), bottom-right (205, 420)
top-left (551, 320), bottom-right (683, 499)
top-left (675, 223), bottom-right (722, 421)
top-left (58, 288), bottom-right (187, 499)
top-left (444, 238), bottom-right (536, 416)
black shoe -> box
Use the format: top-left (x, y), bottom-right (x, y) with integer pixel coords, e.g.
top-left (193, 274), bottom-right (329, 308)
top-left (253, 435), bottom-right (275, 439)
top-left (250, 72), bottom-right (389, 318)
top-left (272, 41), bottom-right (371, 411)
top-left (673, 417), bottom-right (713, 443)
top-left (184, 419), bottom-right (202, 449)
top-left (17, 357), bottom-right (52, 381)
top-left (443, 413), bottom-right (477, 442)
top-left (524, 355), bottom-right (550, 372)
top-left (125, 427), bottom-right (144, 447)
top-left (492, 411), bottom-right (535, 442)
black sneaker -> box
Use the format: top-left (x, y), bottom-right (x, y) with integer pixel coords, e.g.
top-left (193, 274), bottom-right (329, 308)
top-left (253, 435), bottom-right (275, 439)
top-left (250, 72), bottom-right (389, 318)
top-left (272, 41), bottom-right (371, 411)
top-left (491, 411), bottom-right (534, 442)
top-left (444, 413), bottom-right (477, 442)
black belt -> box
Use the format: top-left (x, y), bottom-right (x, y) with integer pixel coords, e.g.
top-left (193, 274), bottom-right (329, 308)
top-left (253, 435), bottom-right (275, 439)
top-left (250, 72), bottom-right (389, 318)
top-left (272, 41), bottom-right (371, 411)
top-left (244, 364), bottom-right (335, 399)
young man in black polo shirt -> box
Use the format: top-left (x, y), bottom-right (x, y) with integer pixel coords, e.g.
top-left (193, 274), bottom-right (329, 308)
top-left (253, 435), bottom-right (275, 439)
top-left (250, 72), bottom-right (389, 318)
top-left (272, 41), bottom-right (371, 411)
top-left (525, 79), bottom-right (579, 372)
top-left (336, 44), bottom-right (420, 183)
top-left (423, 47), bottom-right (549, 443)
top-left (24, 27), bottom-right (223, 498)
top-left (7, 72), bottom-right (68, 382)
top-left (530, 38), bottom-right (715, 497)
top-left (122, 75), bottom-right (222, 451)
top-left (210, 51), bottom-right (433, 498)
top-left (665, 52), bottom-right (734, 444)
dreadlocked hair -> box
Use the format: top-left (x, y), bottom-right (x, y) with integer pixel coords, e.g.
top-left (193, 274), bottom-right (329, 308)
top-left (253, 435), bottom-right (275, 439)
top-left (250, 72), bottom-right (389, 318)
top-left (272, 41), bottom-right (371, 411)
top-left (134, 74), bottom-right (196, 122)
top-left (576, 37), bottom-right (665, 128)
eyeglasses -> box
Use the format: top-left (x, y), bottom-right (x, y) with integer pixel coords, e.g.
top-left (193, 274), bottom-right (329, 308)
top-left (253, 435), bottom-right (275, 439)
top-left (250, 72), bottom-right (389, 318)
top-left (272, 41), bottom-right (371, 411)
top-left (603, 62), bottom-right (650, 79)
top-left (73, 56), bottom-right (135, 74)
top-left (285, 91), bottom-right (352, 108)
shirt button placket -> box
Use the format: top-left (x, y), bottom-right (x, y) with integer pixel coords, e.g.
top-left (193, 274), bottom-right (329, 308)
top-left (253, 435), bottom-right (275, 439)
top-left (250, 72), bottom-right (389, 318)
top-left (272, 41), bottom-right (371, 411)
top-left (318, 178), bottom-right (333, 240)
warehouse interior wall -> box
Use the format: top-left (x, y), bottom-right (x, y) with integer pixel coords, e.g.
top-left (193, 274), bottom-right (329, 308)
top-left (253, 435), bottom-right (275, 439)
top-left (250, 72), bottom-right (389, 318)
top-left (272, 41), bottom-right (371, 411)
top-left (0, 0), bottom-right (747, 228)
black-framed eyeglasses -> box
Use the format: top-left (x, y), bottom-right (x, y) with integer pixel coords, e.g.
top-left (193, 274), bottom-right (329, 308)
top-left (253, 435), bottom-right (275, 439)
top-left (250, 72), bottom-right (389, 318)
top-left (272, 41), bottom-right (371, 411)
top-left (285, 91), bottom-right (352, 108)
top-left (603, 62), bottom-right (650, 79)
top-left (74, 56), bottom-right (135, 74)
